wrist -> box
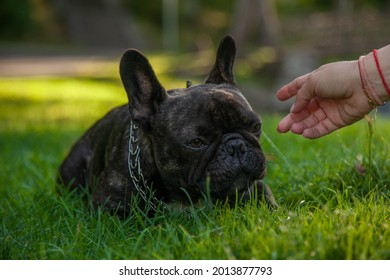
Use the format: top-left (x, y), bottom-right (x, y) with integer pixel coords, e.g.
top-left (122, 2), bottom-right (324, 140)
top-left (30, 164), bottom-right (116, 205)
top-left (361, 48), bottom-right (390, 105)
top-left (357, 56), bottom-right (380, 108)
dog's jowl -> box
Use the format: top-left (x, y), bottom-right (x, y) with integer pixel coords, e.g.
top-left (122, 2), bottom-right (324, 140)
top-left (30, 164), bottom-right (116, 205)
top-left (57, 35), bottom-right (278, 216)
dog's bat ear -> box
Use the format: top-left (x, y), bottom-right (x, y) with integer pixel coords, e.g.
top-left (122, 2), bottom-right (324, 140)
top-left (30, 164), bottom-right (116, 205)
top-left (120, 49), bottom-right (167, 131)
top-left (205, 35), bottom-right (236, 85)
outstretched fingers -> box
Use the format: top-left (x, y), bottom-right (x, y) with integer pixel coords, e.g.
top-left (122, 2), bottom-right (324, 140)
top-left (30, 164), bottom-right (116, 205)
top-left (277, 110), bottom-right (310, 133)
top-left (290, 75), bottom-right (319, 114)
top-left (278, 100), bottom-right (340, 139)
top-left (279, 114), bottom-right (338, 139)
top-left (277, 97), bottom-right (319, 133)
top-left (301, 118), bottom-right (339, 139)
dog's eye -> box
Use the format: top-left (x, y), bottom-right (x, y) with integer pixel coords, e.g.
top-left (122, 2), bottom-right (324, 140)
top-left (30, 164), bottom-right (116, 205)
top-left (251, 123), bottom-right (262, 134)
top-left (188, 138), bottom-right (204, 149)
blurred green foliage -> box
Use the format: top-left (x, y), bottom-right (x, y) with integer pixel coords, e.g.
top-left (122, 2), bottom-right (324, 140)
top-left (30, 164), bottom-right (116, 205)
top-left (0, 0), bottom-right (32, 40)
top-left (1, 0), bottom-right (389, 42)
top-left (277, 0), bottom-right (389, 13)
top-left (122, 0), bottom-right (234, 25)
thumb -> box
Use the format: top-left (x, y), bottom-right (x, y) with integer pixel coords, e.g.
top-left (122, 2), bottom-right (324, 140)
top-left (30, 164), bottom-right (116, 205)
top-left (276, 73), bottom-right (310, 101)
top-left (290, 78), bottom-right (315, 113)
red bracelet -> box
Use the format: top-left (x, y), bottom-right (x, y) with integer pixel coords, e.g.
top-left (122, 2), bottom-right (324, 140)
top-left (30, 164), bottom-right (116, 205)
top-left (373, 49), bottom-right (390, 96)
top-left (358, 57), bottom-right (376, 108)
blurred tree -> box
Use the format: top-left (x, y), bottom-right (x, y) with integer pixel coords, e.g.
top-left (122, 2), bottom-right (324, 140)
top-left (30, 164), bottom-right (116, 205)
top-left (51, 0), bottom-right (145, 49)
top-left (30, 0), bottom-right (64, 42)
top-left (230, 0), bottom-right (281, 53)
top-left (2, 0), bottom-right (389, 50)
top-left (162, 0), bottom-right (179, 51)
top-left (121, 0), bottom-right (234, 51)
top-left (0, 0), bottom-right (32, 40)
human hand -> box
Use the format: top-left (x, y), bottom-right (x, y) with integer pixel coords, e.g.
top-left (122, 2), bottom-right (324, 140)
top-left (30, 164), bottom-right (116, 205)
top-left (276, 61), bottom-right (373, 139)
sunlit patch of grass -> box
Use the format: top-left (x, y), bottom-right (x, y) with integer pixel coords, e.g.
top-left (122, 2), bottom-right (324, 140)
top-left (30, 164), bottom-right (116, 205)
top-left (0, 77), bottom-right (124, 102)
top-left (261, 115), bottom-right (389, 208)
top-left (0, 77), bottom-right (126, 131)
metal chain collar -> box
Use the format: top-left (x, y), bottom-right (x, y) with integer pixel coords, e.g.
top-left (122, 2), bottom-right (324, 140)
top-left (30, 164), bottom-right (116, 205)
top-left (127, 121), bottom-right (162, 212)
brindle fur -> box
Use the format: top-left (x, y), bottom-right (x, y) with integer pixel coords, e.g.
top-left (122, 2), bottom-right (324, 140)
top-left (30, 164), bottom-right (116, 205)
top-left (57, 36), bottom-right (278, 216)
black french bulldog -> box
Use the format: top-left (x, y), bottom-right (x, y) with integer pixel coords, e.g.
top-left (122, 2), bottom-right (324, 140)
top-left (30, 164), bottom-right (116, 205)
top-left (57, 35), bottom-right (278, 216)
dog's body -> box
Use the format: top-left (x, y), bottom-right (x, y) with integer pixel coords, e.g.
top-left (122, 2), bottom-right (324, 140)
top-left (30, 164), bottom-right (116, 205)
top-left (57, 36), bottom-right (277, 216)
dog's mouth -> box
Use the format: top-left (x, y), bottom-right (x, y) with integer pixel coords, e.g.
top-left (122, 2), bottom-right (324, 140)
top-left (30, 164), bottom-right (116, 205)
top-left (203, 148), bottom-right (265, 196)
top-left (200, 161), bottom-right (266, 199)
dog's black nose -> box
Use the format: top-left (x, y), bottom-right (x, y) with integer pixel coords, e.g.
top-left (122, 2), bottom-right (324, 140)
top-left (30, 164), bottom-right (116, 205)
top-left (225, 139), bottom-right (246, 156)
top-left (223, 134), bottom-right (246, 156)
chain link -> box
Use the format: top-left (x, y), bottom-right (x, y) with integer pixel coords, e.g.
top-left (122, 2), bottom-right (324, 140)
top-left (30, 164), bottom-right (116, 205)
top-left (128, 121), bottom-right (164, 212)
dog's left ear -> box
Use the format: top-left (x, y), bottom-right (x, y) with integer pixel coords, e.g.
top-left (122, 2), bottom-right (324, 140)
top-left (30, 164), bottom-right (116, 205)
top-left (120, 49), bottom-right (167, 131)
top-left (205, 35), bottom-right (236, 85)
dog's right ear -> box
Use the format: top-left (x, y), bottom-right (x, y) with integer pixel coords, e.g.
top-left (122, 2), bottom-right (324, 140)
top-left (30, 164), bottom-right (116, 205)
top-left (120, 49), bottom-right (167, 131)
top-left (205, 35), bottom-right (236, 85)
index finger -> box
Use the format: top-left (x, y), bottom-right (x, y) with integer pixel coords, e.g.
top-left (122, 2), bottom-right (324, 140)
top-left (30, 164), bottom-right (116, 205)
top-left (276, 73), bottom-right (310, 101)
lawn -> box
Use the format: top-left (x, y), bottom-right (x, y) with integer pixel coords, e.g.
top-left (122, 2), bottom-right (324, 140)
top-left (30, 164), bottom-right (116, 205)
top-left (0, 61), bottom-right (389, 259)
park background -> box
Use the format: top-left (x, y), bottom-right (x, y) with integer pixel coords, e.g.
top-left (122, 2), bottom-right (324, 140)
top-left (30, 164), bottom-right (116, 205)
top-left (2, 0), bottom-right (390, 113)
top-left (0, 0), bottom-right (389, 260)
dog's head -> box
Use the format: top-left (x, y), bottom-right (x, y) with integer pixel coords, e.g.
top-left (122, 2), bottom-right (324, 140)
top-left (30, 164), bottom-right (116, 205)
top-left (120, 36), bottom-right (265, 202)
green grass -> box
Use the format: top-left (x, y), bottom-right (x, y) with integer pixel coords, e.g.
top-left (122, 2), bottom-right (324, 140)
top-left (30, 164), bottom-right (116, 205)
top-left (0, 70), bottom-right (389, 260)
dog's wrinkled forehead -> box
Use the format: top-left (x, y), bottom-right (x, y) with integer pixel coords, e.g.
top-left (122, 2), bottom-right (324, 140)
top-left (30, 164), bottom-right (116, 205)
top-left (170, 83), bottom-right (250, 105)
top-left (161, 84), bottom-right (259, 132)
